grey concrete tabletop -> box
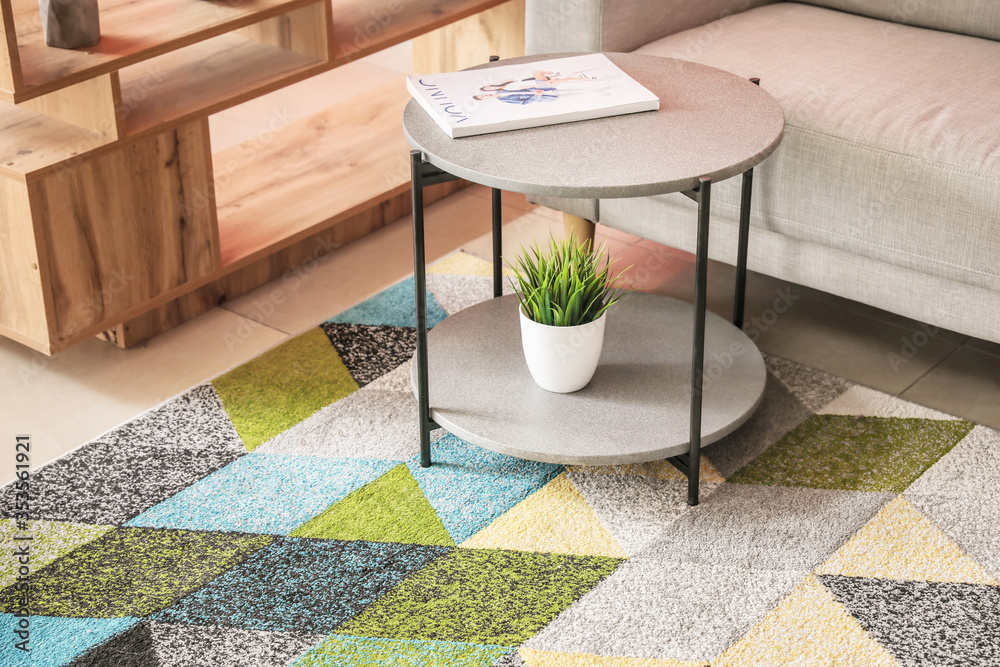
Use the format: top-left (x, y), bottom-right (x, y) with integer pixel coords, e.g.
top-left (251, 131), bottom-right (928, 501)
top-left (403, 52), bottom-right (785, 199)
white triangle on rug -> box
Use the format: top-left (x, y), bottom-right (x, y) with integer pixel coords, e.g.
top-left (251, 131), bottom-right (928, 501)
top-left (815, 495), bottom-right (998, 585)
top-left (460, 473), bottom-right (627, 558)
top-left (817, 385), bottom-right (956, 420)
top-left (364, 363), bottom-right (413, 393)
top-left (427, 273), bottom-right (515, 316)
top-left (565, 471), bottom-right (711, 557)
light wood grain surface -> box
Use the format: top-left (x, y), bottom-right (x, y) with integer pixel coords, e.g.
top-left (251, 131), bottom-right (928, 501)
top-left (330, 0), bottom-right (509, 65)
top-left (120, 33), bottom-right (325, 136)
top-left (0, 176), bottom-right (49, 350)
top-left (0, 0), bottom-right (23, 93)
top-left (20, 73), bottom-right (123, 139)
top-left (0, 102), bottom-right (116, 179)
top-left (9, 0), bottom-right (319, 98)
top-left (28, 120), bottom-right (218, 344)
top-left (214, 80), bottom-right (412, 265)
top-left (413, 0), bottom-right (524, 74)
top-left (239, 0), bottom-right (329, 59)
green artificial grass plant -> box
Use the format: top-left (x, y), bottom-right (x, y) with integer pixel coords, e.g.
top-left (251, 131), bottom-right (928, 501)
top-left (507, 235), bottom-right (631, 327)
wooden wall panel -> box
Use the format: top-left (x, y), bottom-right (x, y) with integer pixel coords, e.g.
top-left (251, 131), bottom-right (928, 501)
top-left (412, 0), bottom-right (525, 74)
top-left (28, 120), bottom-right (218, 343)
top-left (0, 177), bottom-right (50, 351)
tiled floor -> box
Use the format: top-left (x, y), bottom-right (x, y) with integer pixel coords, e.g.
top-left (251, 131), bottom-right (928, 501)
top-left (2, 47), bottom-right (998, 485)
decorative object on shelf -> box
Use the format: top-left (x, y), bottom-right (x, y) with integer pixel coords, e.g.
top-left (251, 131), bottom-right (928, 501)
top-left (39, 0), bottom-right (101, 50)
top-left (508, 235), bottom-right (630, 393)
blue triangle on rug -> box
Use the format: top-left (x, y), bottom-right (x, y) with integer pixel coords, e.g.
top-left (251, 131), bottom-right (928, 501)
top-left (406, 434), bottom-right (563, 544)
top-left (327, 277), bottom-right (449, 328)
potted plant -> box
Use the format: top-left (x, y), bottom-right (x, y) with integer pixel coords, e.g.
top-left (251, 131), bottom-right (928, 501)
top-left (507, 235), bottom-right (631, 393)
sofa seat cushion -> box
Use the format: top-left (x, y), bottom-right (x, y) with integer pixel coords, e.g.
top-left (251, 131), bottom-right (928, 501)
top-left (634, 2), bottom-right (1000, 289)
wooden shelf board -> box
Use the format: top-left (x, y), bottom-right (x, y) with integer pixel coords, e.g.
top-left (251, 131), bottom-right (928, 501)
top-left (121, 32), bottom-right (326, 137)
top-left (215, 79), bottom-right (413, 266)
top-left (0, 103), bottom-right (115, 179)
top-left (9, 0), bottom-right (320, 99)
top-left (330, 0), bottom-right (509, 65)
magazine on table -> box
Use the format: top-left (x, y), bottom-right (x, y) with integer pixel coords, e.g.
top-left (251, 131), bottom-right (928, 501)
top-left (406, 53), bottom-right (660, 138)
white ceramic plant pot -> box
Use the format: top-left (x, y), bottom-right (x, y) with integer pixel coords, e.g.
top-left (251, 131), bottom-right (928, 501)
top-left (519, 308), bottom-right (607, 393)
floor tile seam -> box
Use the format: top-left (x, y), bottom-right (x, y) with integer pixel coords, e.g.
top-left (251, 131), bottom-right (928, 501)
top-left (962, 340), bottom-right (1000, 360)
top-left (216, 305), bottom-right (300, 337)
top-left (895, 346), bottom-right (962, 398)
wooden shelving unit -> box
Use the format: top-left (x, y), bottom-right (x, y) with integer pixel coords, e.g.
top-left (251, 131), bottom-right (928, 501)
top-left (0, 0), bottom-right (524, 354)
top-left (3, 0), bottom-right (321, 101)
top-left (119, 29), bottom-right (328, 136)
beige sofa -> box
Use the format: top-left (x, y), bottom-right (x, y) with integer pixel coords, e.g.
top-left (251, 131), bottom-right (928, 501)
top-left (525, 0), bottom-right (1000, 343)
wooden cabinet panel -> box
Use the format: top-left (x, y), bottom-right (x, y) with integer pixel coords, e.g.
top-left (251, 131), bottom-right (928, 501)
top-left (28, 120), bottom-right (219, 344)
top-left (0, 177), bottom-right (49, 350)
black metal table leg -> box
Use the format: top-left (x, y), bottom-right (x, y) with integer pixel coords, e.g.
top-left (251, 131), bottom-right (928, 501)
top-left (411, 150), bottom-right (434, 468)
top-left (734, 77), bottom-right (761, 330)
top-left (492, 188), bottom-right (503, 298)
top-left (733, 168), bottom-right (753, 329)
top-left (687, 176), bottom-right (711, 506)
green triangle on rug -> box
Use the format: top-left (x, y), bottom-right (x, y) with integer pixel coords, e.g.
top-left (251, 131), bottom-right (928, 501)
top-left (728, 415), bottom-right (974, 493)
top-left (213, 328), bottom-right (360, 451)
top-left (291, 464), bottom-right (455, 546)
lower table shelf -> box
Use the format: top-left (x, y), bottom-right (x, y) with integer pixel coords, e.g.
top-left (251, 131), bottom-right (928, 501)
top-left (414, 291), bottom-right (767, 466)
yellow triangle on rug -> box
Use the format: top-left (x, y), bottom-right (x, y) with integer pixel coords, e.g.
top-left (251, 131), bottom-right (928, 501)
top-left (815, 495), bottom-right (998, 585)
top-left (714, 575), bottom-right (898, 666)
top-left (520, 648), bottom-right (707, 666)
top-left (429, 251), bottom-right (515, 277)
top-left (460, 473), bottom-right (627, 558)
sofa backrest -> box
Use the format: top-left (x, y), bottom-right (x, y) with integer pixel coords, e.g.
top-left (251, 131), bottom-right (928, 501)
top-left (797, 0), bottom-right (1000, 41)
top-left (526, 0), bottom-right (777, 55)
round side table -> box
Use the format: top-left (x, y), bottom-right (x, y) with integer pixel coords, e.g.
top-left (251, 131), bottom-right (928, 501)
top-left (404, 53), bottom-right (785, 505)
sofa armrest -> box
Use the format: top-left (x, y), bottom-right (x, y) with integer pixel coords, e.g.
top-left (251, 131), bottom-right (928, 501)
top-left (526, 0), bottom-right (779, 55)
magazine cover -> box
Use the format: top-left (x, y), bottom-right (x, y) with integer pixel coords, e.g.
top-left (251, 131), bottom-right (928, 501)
top-left (406, 53), bottom-right (660, 138)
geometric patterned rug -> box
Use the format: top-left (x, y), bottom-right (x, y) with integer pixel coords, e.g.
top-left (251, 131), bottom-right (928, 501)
top-left (2, 251), bottom-right (998, 666)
